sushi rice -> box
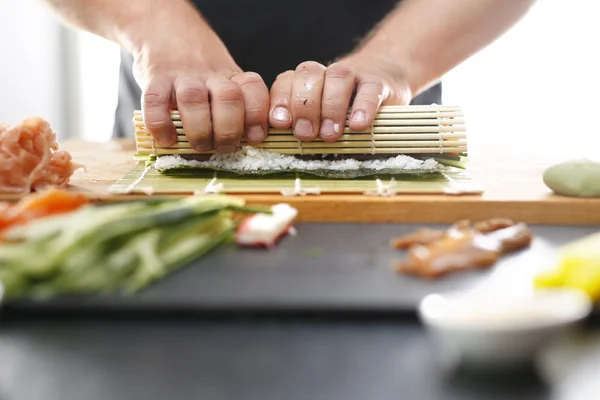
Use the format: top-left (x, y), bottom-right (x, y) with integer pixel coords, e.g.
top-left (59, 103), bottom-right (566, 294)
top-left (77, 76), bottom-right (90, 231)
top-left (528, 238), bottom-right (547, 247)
top-left (153, 146), bottom-right (443, 173)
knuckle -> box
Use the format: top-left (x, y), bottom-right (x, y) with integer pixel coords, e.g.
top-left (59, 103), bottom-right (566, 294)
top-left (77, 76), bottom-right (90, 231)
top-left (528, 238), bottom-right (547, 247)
top-left (236, 71), bottom-right (264, 87)
top-left (182, 118), bottom-right (211, 135)
top-left (292, 95), bottom-right (314, 108)
top-left (245, 103), bottom-right (268, 116)
top-left (145, 118), bottom-right (171, 130)
top-left (216, 131), bottom-right (241, 144)
top-left (354, 93), bottom-right (379, 109)
top-left (142, 90), bottom-right (170, 108)
top-left (270, 86), bottom-right (291, 100)
top-left (295, 61), bottom-right (326, 75)
top-left (358, 78), bottom-right (384, 91)
top-left (214, 84), bottom-right (244, 105)
top-left (354, 79), bottom-right (384, 108)
top-left (321, 97), bottom-right (340, 111)
top-left (326, 63), bottom-right (353, 80)
top-left (177, 85), bottom-right (208, 107)
top-left (275, 70), bottom-right (295, 82)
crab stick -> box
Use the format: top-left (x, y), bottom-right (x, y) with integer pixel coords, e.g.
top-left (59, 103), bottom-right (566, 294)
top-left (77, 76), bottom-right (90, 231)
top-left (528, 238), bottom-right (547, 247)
top-left (235, 203), bottom-right (298, 248)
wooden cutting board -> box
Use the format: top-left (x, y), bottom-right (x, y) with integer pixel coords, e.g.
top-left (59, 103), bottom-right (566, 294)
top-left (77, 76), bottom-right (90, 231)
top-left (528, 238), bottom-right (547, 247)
top-left (4, 139), bottom-right (600, 225)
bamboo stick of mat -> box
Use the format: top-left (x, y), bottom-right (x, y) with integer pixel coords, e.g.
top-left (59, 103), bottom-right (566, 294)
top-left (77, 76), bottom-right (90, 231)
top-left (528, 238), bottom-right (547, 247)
top-left (135, 148), bottom-right (467, 155)
top-left (135, 126), bottom-right (464, 135)
top-left (133, 105), bottom-right (466, 156)
top-left (136, 139), bottom-right (467, 149)
top-left (135, 132), bottom-right (466, 142)
top-left (135, 134), bottom-right (467, 154)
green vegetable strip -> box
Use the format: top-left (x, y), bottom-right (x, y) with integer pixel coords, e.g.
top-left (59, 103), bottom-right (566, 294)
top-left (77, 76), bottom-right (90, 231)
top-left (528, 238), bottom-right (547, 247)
top-left (431, 157), bottom-right (467, 170)
top-left (0, 196), bottom-right (269, 301)
top-left (124, 211), bottom-right (233, 292)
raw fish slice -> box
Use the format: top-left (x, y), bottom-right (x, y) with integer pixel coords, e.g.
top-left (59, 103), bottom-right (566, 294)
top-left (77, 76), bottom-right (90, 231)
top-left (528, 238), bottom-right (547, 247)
top-left (0, 188), bottom-right (89, 235)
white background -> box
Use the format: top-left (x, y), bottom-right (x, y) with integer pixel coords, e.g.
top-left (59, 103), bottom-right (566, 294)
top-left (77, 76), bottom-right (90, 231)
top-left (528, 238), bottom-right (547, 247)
top-left (1, 0), bottom-right (599, 160)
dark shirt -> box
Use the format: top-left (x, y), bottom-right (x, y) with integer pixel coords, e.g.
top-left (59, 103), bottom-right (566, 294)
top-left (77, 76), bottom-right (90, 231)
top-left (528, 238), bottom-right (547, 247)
top-left (113, 0), bottom-right (442, 138)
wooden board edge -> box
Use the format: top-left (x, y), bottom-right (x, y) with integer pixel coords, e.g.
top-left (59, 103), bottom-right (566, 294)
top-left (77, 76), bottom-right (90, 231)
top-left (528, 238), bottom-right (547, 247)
top-left (3, 189), bottom-right (600, 226)
top-left (240, 196), bottom-right (600, 226)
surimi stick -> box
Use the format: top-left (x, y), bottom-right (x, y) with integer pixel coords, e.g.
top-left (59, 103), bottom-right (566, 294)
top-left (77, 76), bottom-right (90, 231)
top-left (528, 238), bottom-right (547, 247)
top-left (235, 204), bottom-right (298, 249)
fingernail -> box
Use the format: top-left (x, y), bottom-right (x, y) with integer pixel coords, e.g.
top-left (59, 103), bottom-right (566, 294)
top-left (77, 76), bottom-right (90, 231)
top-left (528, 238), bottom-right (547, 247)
top-left (192, 142), bottom-right (212, 152)
top-left (319, 119), bottom-right (337, 137)
top-left (351, 110), bottom-right (367, 125)
top-left (157, 134), bottom-right (176, 147)
top-left (294, 118), bottom-right (313, 139)
top-left (217, 144), bottom-right (236, 153)
top-left (271, 107), bottom-right (291, 122)
top-left (246, 125), bottom-right (266, 142)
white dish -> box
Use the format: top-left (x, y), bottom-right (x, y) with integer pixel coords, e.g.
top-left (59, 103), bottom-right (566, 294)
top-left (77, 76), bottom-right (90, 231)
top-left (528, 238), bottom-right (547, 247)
top-left (418, 288), bottom-right (593, 368)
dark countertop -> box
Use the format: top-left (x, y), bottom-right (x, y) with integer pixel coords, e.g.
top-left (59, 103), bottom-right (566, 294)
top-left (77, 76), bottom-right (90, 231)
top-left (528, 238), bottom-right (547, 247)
top-left (7, 223), bottom-right (599, 314)
top-left (1, 222), bottom-right (599, 399)
top-left (1, 316), bottom-right (599, 400)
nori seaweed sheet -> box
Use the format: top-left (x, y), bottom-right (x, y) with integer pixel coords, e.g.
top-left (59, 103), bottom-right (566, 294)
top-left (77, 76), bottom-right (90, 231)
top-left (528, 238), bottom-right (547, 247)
top-left (156, 164), bottom-right (445, 179)
top-left (150, 151), bottom-right (468, 179)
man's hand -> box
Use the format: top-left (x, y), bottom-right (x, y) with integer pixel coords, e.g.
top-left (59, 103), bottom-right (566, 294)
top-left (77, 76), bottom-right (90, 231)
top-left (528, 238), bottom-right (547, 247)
top-left (268, 0), bottom-right (536, 143)
top-left (135, 51), bottom-right (269, 152)
top-left (268, 55), bottom-right (412, 142)
top-left (41, 0), bottom-right (270, 153)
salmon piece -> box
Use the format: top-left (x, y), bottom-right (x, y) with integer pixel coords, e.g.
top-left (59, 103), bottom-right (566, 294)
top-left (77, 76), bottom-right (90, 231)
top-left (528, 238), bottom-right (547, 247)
top-left (0, 202), bottom-right (18, 231)
top-left (0, 188), bottom-right (89, 235)
top-left (0, 117), bottom-right (83, 194)
top-left (14, 188), bottom-right (89, 218)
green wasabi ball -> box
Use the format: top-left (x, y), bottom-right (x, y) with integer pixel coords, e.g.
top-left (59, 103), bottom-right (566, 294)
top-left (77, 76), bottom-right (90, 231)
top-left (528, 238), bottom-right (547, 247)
top-left (543, 159), bottom-right (600, 197)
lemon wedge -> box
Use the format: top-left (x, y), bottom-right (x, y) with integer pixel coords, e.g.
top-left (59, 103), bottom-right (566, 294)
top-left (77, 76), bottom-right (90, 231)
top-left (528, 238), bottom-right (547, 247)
top-left (535, 232), bottom-right (600, 300)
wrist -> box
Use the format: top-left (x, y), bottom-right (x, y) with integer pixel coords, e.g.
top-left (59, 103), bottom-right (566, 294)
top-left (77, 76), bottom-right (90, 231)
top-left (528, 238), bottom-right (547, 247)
top-left (342, 47), bottom-right (421, 97)
top-left (113, 1), bottom-right (238, 72)
top-left (128, 31), bottom-right (241, 80)
top-left (133, 38), bottom-right (239, 73)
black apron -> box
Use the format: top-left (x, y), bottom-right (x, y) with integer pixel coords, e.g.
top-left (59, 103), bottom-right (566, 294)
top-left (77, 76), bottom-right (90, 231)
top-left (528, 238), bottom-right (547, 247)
top-left (113, 0), bottom-right (442, 138)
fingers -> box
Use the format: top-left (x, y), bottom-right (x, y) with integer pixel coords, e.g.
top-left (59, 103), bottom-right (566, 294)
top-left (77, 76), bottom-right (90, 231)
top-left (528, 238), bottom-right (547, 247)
top-left (320, 63), bottom-right (355, 142)
top-left (269, 62), bottom-right (389, 143)
top-left (231, 72), bottom-right (269, 144)
top-left (269, 71), bottom-right (294, 129)
top-left (348, 76), bottom-right (386, 132)
top-left (142, 77), bottom-right (177, 146)
top-left (147, 60), bottom-right (396, 153)
top-left (174, 77), bottom-right (212, 151)
top-left (176, 72), bottom-right (267, 151)
top-left (205, 74), bottom-right (245, 153)
top-left (290, 61), bottom-right (326, 141)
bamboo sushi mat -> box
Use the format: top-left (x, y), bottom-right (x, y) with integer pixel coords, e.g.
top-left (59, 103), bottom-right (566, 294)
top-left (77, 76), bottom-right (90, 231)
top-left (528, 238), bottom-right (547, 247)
top-left (133, 105), bottom-right (467, 156)
top-left (114, 104), bottom-right (482, 195)
top-left (109, 162), bottom-right (483, 195)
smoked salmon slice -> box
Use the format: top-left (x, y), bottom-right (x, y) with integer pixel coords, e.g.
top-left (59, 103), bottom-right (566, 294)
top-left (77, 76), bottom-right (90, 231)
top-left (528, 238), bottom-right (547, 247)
top-left (0, 188), bottom-right (89, 235)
